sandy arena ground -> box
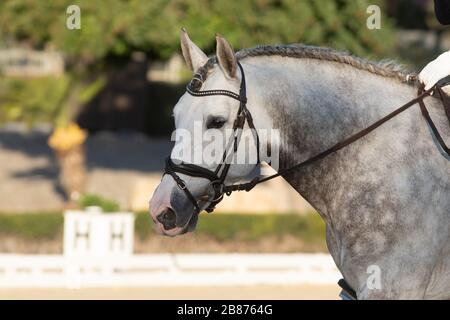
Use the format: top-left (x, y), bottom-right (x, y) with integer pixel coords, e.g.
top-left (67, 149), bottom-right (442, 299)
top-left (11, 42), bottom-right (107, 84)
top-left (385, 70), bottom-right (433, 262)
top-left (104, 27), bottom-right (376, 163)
top-left (0, 285), bottom-right (340, 300)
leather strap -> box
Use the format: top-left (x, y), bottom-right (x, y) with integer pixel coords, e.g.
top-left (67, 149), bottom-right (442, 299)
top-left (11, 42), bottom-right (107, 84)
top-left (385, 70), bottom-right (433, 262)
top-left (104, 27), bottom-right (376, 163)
top-left (166, 158), bottom-right (219, 182)
top-left (165, 158), bottom-right (201, 213)
top-left (435, 86), bottom-right (450, 126)
top-left (418, 87), bottom-right (450, 156)
top-left (338, 279), bottom-right (357, 300)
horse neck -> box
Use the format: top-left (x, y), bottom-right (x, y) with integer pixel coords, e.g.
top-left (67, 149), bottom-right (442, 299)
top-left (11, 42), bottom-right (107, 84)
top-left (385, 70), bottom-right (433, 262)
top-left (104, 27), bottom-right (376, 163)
top-left (244, 56), bottom-right (422, 220)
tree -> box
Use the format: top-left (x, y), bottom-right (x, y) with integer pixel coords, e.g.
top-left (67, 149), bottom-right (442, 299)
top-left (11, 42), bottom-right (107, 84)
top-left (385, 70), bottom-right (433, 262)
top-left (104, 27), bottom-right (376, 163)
top-left (0, 0), bottom-right (396, 65)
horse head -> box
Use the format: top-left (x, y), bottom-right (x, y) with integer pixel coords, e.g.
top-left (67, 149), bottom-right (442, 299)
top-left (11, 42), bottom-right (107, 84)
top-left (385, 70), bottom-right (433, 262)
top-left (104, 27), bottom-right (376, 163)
top-left (149, 29), bottom-right (260, 236)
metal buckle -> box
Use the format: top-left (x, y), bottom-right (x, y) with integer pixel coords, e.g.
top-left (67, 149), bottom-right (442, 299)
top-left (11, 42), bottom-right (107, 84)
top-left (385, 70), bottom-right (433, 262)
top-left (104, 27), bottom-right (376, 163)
top-left (177, 180), bottom-right (187, 190)
top-left (209, 180), bottom-right (224, 201)
top-left (210, 193), bottom-right (224, 203)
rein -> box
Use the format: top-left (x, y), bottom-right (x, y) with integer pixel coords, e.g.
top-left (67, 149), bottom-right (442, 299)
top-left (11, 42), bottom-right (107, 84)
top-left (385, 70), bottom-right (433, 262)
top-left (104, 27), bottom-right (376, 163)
top-left (164, 62), bottom-right (450, 214)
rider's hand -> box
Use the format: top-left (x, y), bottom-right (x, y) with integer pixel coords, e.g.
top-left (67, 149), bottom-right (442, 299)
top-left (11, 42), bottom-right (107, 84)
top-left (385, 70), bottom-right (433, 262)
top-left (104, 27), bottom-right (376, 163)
top-left (419, 50), bottom-right (450, 90)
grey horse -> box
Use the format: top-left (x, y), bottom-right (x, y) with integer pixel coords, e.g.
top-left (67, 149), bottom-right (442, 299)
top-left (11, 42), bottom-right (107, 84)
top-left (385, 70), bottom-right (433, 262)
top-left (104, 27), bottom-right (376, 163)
top-left (150, 30), bottom-right (450, 299)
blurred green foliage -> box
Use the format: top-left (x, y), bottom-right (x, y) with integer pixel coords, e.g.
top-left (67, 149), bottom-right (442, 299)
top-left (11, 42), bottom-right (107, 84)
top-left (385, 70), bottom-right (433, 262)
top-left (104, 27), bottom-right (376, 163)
top-left (0, 73), bottom-right (107, 126)
top-left (78, 76), bottom-right (107, 104)
top-left (0, 0), bottom-right (395, 62)
top-left (135, 211), bottom-right (325, 243)
top-left (0, 0), bottom-right (397, 127)
top-left (0, 75), bottom-right (71, 126)
top-left (78, 193), bottom-right (121, 212)
top-left (195, 212), bottom-right (325, 242)
top-left (0, 212), bottom-right (63, 240)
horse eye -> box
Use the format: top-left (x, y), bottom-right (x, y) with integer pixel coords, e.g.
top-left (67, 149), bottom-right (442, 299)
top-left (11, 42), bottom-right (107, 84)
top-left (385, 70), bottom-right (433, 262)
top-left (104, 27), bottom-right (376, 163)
top-left (206, 116), bottom-right (226, 129)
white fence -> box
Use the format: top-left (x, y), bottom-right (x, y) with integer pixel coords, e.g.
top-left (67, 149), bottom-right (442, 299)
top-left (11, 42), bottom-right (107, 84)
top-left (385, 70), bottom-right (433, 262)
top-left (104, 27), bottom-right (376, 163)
top-left (0, 208), bottom-right (341, 288)
top-left (0, 253), bottom-right (340, 288)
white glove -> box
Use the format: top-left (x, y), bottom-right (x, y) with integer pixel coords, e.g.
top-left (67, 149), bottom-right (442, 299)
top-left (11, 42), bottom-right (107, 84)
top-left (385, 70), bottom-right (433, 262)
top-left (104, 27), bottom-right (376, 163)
top-left (419, 50), bottom-right (450, 90)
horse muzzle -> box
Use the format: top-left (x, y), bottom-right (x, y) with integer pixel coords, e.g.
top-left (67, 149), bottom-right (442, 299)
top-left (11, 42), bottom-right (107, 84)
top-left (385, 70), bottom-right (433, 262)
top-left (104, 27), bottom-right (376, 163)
top-left (149, 175), bottom-right (201, 236)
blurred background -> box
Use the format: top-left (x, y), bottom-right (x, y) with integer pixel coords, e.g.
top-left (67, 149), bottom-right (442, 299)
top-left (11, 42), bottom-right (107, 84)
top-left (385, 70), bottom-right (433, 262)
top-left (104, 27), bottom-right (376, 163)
top-left (0, 0), bottom-right (448, 299)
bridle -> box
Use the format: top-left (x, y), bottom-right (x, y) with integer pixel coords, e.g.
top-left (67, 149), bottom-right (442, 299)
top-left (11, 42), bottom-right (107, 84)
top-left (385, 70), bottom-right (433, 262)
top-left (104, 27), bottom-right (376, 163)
top-left (164, 61), bottom-right (260, 213)
top-left (164, 61), bottom-right (450, 215)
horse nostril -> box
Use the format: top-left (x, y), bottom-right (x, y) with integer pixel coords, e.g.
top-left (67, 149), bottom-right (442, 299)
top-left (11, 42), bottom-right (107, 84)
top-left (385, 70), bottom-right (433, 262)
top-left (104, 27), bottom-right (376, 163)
top-left (156, 208), bottom-right (177, 230)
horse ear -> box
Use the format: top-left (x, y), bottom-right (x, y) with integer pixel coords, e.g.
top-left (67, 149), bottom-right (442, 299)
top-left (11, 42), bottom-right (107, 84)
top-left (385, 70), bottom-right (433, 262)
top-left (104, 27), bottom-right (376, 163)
top-left (216, 34), bottom-right (237, 79)
top-left (180, 28), bottom-right (208, 72)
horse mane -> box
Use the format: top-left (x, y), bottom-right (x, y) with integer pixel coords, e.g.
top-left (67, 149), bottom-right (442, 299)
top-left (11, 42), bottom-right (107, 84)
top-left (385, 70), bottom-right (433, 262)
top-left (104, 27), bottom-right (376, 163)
top-left (197, 44), bottom-right (414, 84)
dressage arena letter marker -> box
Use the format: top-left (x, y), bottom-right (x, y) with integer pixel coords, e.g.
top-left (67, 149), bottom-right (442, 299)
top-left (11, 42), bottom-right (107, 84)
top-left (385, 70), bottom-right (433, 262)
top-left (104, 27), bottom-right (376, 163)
top-left (66, 5), bottom-right (81, 30)
top-left (366, 5), bottom-right (381, 30)
top-left (63, 209), bottom-right (134, 257)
